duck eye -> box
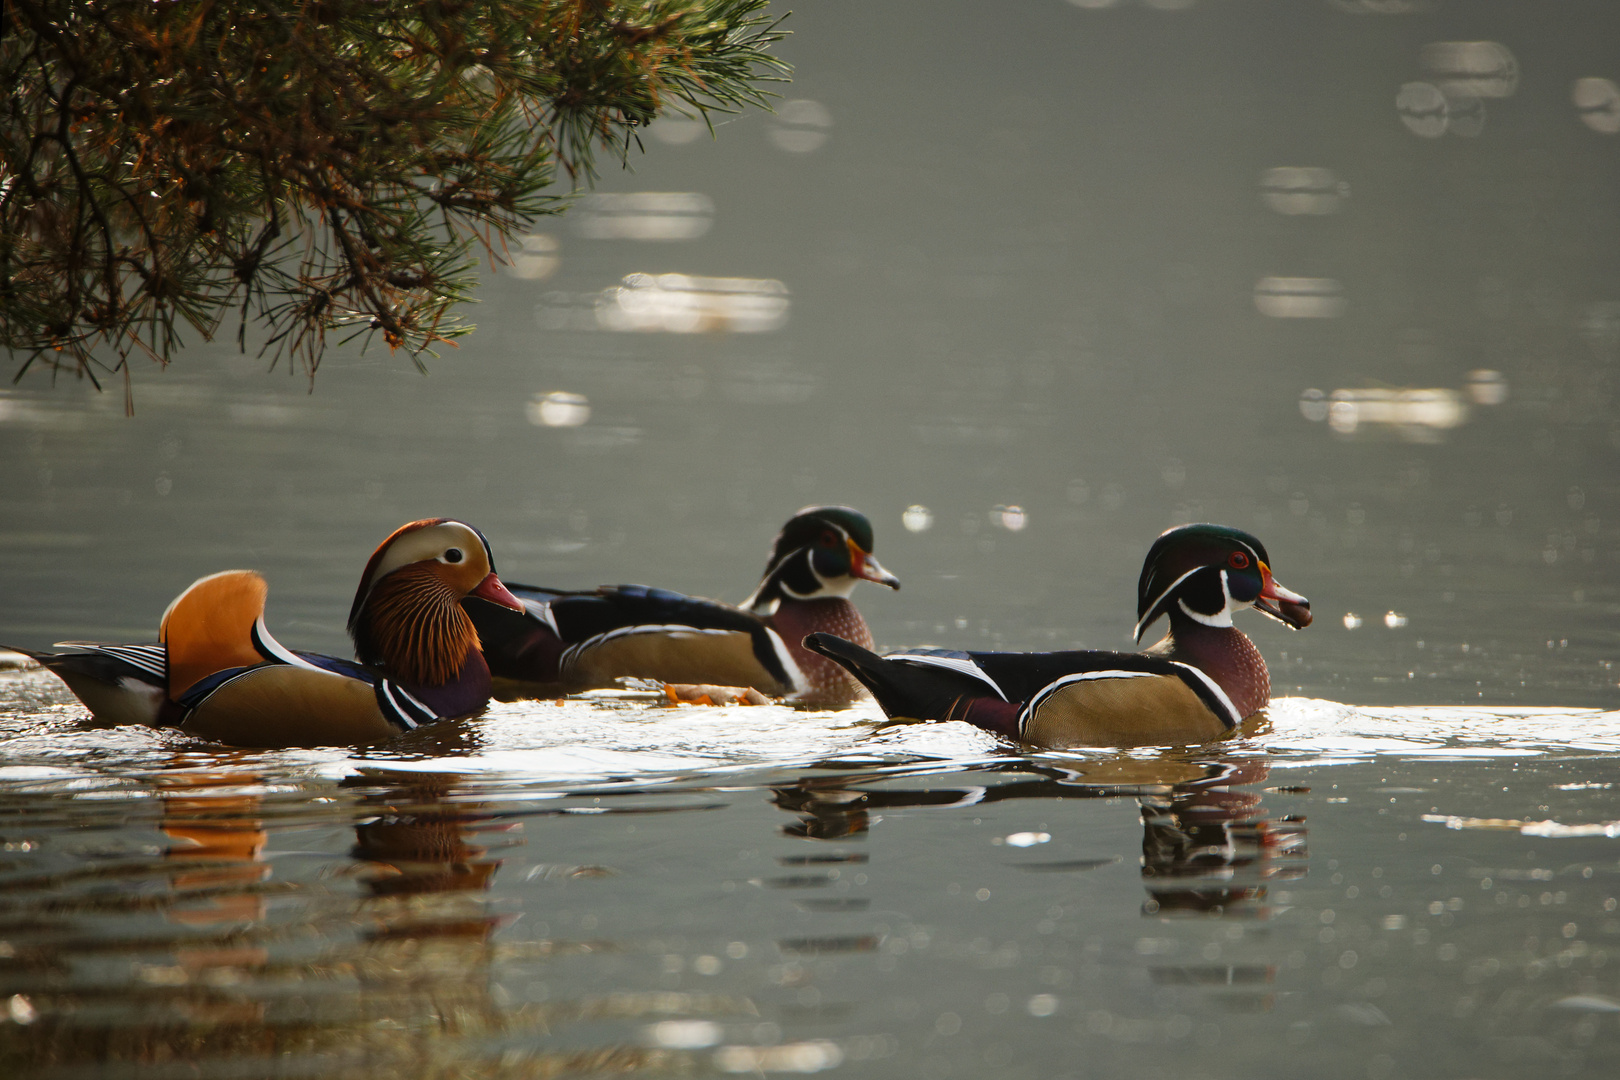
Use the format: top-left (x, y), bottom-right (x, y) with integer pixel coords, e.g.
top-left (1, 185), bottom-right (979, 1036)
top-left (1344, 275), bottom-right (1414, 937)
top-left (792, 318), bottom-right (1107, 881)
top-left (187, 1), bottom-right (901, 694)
top-left (1228, 551), bottom-right (1250, 570)
top-left (819, 532), bottom-right (838, 547)
top-left (444, 548), bottom-right (464, 564)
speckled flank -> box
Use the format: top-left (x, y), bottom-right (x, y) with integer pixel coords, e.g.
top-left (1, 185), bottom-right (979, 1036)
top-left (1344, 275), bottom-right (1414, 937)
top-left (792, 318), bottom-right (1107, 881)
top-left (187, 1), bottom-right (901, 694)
top-left (766, 598), bottom-right (873, 705)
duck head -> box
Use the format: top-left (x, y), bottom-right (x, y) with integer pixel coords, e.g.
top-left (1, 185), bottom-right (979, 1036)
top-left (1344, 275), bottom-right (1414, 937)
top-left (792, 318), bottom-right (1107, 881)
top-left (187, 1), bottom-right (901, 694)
top-left (1133, 523), bottom-right (1312, 643)
top-left (744, 506), bottom-right (900, 615)
top-left (348, 519), bottom-right (523, 685)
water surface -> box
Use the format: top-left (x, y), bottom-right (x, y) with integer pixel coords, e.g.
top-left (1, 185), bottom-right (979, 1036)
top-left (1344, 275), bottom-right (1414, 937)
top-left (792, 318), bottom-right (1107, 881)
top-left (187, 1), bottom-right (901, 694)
top-left (4, 1), bottom-right (1620, 1075)
top-left (4, 676), bottom-right (1620, 1078)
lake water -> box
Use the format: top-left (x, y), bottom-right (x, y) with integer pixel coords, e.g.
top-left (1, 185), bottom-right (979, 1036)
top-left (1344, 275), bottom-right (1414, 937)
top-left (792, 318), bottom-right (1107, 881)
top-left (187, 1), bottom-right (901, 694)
top-left (3, 0), bottom-right (1620, 1075)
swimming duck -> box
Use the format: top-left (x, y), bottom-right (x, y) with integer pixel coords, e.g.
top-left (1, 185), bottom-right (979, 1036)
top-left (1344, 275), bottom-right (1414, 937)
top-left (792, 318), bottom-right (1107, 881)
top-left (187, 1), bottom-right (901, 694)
top-left (803, 523), bottom-right (1312, 747)
top-left (466, 505), bottom-right (900, 706)
top-left (22, 519), bottom-right (524, 747)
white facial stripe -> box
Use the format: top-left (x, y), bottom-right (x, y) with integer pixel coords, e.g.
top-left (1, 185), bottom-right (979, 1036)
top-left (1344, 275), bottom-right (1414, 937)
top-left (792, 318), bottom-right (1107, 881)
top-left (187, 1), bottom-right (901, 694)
top-left (765, 521), bottom-right (849, 580)
top-left (369, 522), bottom-right (488, 585)
top-left (1134, 566), bottom-right (1204, 640)
top-left (1177, 597), bottom-right (1234, 628)
top-left (777, 546), bottom-right (859, 601)
top-left (810, 559), bottom-right (859, 598)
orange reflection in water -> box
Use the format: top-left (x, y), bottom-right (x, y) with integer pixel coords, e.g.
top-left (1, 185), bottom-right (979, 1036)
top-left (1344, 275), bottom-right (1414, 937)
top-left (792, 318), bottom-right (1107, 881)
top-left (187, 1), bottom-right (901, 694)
top-left (155, 771), bottom-right (273, 1025)
top-left (159, 771), bottom-right (270, 929)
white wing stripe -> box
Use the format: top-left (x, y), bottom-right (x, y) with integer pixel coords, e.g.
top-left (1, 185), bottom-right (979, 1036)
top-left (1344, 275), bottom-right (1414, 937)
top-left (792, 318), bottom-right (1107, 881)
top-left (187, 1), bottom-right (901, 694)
top-left (885, 653), bottom-right (1008, 700)
top-left (54, 643), bottom-right (169, 681)
top-left (251, 617), bottom-right (326, 672)
top-left (100, 645), bottom-right (167, 680)
top-left (1018, 670), bottom-right (1159, 737)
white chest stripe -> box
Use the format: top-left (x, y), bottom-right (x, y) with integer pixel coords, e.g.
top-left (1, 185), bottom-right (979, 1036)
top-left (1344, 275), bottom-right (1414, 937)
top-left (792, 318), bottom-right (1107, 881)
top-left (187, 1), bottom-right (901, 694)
top-left (886, 653), bottom-right (1008, 700)
top-left (1167, 661), bottom-right (1242, 727)
top-left (378, 680), bottom-right (437, 730)
top-left (763, 628), bottom-right (808, 694)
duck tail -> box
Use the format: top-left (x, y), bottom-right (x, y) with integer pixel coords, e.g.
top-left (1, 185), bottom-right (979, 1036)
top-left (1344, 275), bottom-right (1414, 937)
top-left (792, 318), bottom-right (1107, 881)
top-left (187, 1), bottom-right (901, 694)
top-left (802, 633), bottom-right (978, 721)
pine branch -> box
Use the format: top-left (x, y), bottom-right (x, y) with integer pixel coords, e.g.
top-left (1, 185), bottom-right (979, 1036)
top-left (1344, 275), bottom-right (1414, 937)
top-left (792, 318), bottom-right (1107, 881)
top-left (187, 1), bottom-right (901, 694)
top-left (0, 0), bottom-right (791, 400)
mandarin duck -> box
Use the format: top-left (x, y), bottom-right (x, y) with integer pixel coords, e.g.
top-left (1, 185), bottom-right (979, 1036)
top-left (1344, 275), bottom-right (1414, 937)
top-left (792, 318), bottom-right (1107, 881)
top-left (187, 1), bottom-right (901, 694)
top-left (20, 520), bottom-right (524, 747)
top-left (804, 523), bottom-right (1312, 747)
top-left (465, 505), bottom-right (900, 706)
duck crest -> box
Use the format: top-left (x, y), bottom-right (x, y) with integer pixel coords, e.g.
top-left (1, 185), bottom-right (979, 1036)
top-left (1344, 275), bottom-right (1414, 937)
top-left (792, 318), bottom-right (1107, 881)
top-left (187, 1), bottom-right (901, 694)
top-left (353, 563), bottom-right (480, 687)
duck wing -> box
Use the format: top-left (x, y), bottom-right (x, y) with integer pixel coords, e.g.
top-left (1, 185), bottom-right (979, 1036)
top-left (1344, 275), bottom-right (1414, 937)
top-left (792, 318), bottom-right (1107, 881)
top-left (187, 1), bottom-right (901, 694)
top-left (468, 582), bottom-right (794, 694)
top-left (804, 635), bottom-right (1240, 748)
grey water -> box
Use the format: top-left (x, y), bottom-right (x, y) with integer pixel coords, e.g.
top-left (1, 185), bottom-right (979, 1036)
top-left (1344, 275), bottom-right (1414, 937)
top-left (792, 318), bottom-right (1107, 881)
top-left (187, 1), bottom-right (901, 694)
top-left (4, 0), bottom-right (1620, 1076)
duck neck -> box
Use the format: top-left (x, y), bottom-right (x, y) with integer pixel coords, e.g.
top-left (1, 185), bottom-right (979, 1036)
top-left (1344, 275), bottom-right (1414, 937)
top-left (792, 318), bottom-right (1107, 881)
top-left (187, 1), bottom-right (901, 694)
top-left (1148, 612), bottom-right (1271, 720)
top-left (353, 564), bottom-right (484, 689)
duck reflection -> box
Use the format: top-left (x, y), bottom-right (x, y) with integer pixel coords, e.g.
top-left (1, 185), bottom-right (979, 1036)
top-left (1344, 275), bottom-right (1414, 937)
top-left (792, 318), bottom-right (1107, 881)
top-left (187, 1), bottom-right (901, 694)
top-left (158, 770), bottom-right (271, 927)
top-left (349, 771), bottom-right (506, 910)
top-left (155, 770), bottom-right (274, 1026)
top-left (768, 756), bottom-right (1306, 1008)
top-left (772, 758), bottom-right (1302, 918)
top-left (330, 771), bottom-right (515, 1042)
top-left (772, 780), bottom-right (986, 840)
top-left (1139, 760), bottom-right (1306, 918)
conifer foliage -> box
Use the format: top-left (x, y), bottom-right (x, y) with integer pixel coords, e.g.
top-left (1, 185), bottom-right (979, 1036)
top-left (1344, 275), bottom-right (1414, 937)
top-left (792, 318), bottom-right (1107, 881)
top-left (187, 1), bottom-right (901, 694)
top-left (0, 0), bottom-right (788, 396)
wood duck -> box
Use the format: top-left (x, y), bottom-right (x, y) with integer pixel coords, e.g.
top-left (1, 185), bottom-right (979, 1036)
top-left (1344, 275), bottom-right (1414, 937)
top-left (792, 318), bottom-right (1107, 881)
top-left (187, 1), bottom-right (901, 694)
top-left (465, 505), bottom-right (900, 706)
top-left (20, 520), bottom-right (525, 747)
top-left (804, 523), bottom-right (1312, 748)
